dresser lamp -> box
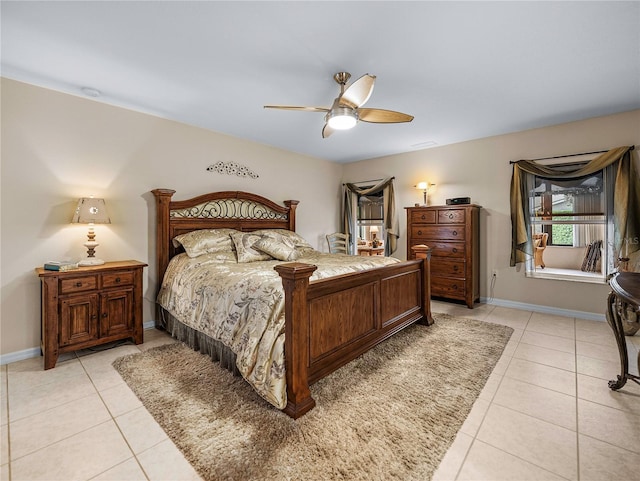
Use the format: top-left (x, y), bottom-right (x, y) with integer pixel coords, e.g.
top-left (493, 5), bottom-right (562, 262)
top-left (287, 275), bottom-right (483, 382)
top-left (415, 182), bottom-right (434, 206)
top-left (72, 197), bottom-right (111, 266)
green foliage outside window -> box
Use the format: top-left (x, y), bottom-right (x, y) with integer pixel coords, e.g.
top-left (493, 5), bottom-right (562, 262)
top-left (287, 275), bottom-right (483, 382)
top-left (551, 224), bottom-right (573, 245)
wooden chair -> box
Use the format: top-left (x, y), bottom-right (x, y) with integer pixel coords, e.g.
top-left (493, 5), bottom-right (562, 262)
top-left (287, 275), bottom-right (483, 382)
top-left (326, 233), bottom-right (348, 254)
top-left (533, 233), bottom-right (548, 268)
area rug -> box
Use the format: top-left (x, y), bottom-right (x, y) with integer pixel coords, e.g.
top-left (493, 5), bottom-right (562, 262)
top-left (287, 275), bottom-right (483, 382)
top-left (113, 313), bottom-right (513, 481)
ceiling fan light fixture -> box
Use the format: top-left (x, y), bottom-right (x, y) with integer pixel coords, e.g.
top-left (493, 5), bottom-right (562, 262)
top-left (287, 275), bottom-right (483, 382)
top-left (326, 107), bottom-right (358, 130)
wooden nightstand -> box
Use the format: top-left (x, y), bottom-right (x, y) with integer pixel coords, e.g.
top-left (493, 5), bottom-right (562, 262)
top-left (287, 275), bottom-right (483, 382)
top-left (36, 260), bottom-right (147, 369)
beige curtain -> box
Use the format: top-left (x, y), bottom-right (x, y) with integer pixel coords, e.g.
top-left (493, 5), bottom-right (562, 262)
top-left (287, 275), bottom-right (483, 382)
top-left (343, 177), bottom-right (399, 256)
top-left (510, 146), bottom-right (639, 267)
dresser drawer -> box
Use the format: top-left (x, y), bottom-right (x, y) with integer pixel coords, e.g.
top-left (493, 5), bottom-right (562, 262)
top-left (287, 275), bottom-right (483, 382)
top-left (410, 210), bottom-right (436, 224)
top-left (438, 209), bottom-right (466, 224)
top-left (431, 276), bottom-right (466, 298)
top-left (411, 225), bottom-right (465, 241)
top-left (102, 271), bottom-right (134, 288)
top-left (59, 275), bottom-right (98, 294)
top-left (411, 241), bottom-right (465, 258)
top-left (431, 259), bottom-right (466, 278)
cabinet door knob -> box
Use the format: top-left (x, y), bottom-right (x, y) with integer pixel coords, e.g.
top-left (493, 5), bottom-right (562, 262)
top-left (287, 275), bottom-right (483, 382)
top-left (91, 314), bottom-right (97, 320)
top-left (76, 282), bottom-right (82, 287)
top-left (102, 313), bottom-right (108, 318)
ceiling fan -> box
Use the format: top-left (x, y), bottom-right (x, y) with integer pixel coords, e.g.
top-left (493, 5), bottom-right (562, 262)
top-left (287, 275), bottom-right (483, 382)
top-left (264, 72), bottom-right (414, 138)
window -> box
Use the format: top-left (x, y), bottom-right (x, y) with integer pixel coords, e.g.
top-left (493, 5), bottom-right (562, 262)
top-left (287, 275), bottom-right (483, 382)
top-left (526, 162), bottom-right (612, 282)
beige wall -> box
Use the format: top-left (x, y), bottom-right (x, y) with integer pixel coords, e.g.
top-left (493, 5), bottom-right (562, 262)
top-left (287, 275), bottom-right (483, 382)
top-left (342, 109), bottom-right (640, 316)
top-left (1, 79), bottom-right (343, 356)
top-left (2, 77), bottom-right (638, 358)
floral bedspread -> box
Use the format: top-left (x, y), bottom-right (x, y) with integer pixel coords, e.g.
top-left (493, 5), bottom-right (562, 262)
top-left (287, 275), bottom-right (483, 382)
top-left (157, 250), bottom-right (400, 409)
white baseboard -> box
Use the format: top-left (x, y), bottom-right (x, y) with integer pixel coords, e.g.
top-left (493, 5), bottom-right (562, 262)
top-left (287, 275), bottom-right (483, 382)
top-left (480, 297), bottom-right (606, 322)
top-left (1, 320), bottom-right (159, 366)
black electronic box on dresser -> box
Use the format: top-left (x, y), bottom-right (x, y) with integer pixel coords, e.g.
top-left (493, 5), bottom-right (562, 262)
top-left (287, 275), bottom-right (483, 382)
top-left (406, 204), bottom-right (480, 308)
top-left (36, 260), bottom-right (147, 369)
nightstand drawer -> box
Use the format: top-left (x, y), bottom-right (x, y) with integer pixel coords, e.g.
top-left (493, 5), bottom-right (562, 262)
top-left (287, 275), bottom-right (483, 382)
top-left (59, 275), bottom-right (98, 294)
top-left (102, 271), bottom-right (134, 288)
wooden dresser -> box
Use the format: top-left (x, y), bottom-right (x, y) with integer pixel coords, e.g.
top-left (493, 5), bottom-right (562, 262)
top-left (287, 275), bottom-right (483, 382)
top-left (406, 205), bottom-right (480, 308)
top-left (36, 260), bottom-right (147, 369)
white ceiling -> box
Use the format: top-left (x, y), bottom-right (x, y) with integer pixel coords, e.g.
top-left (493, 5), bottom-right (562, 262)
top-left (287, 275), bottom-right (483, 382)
top-left (2, 1), bottom-right (639, 163)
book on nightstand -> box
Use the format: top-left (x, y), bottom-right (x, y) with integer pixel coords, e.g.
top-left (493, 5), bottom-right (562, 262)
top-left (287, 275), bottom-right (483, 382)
top-left (44, 261), bottom-right (79, 271)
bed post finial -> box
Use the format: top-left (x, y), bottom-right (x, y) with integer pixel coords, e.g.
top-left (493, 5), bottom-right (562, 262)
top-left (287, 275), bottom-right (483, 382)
top-left (284, 200), bottom-right (299, 232)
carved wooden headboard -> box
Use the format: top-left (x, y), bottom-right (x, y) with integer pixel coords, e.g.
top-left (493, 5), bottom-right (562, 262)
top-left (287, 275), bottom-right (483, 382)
top-left (151, 189), bottom-right (299, 296)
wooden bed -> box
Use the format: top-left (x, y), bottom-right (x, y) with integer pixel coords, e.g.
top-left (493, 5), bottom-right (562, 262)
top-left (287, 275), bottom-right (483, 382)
top-left (152, 189), bottom-right (433, 418)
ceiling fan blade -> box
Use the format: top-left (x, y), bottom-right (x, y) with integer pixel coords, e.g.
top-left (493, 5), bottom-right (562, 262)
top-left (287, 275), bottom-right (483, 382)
top-left (357, 108), bottom-right (414, 123)
top-left (263, 105), bottom-right (330, 112)
top-left (322, 123), bottom-right (335, 138)
top-left (339, 74), bottom-right (376, 109)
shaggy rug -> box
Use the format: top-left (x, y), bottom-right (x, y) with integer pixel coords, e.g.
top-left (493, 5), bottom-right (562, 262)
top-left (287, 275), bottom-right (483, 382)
top-left (113, 313), bottom-right (512, 481)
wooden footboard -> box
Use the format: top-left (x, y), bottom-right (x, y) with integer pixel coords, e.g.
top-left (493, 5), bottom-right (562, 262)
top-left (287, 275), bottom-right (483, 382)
top-left (276, 246), bottom-right (432, 419)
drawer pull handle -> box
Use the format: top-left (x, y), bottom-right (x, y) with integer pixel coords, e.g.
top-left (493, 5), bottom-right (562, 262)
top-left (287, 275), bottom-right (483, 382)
top-left (452, 230), bottom-right (458, 236)
top-left (115, 277), bottom-right (121, 283)
top-left (453, 265), bottom-right (459, 271)
top-left (452, 285), bottom-right (458, 290)
top-left (449, 213), bottom-right (453, 219)
top-left (76, 282), bottom-right (82, 287)
top-left (452, 248), bottom-right (458, 253)
top-left (417, 230), bottom-right (422, 235)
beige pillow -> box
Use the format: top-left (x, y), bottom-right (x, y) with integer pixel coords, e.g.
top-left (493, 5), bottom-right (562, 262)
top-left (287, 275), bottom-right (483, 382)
top-left (253, 234), bottom-right (301, 261)
top-left (252, 229), bottom-right (314, 250)
top-left (172, 228), bottom-right (238, 258)
top-left (230, 232), bottom-right (273, 263)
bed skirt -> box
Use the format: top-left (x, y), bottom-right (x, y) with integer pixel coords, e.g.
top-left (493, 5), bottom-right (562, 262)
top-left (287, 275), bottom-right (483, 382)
top-left (157, 307), bottom-right (241, 377)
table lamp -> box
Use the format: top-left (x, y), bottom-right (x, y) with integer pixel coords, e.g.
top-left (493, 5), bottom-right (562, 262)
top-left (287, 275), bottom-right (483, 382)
top-left (415, 181), bottom-right (434, 206)
top-left (72, 196), bottom-right (111, 266)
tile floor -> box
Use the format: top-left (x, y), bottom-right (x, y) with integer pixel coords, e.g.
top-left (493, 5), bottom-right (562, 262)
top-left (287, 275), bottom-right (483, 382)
top-left (1, 301), bottom-right (639, 480)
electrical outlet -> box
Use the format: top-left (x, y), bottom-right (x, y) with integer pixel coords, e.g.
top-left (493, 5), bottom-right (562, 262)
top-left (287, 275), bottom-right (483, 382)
top-left (492, 269), bottom-right (498, 278)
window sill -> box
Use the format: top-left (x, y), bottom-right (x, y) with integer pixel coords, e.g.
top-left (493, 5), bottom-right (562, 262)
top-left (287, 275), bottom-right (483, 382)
top-left (525, 268), bottom-right (606, 284)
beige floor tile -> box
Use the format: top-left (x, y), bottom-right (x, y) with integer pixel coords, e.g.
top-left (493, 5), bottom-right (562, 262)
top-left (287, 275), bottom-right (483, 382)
top-left (459, 398), bottom-right (491, 437)
top-left (577, 373), bottom-right (640, 416)
top-left (85, 364), bottom-right (129, 392)
top-left (505, 357), bottom-right (576, 396)
top-left (520, 330), bottom-right (576, 354)
top-left (576, 340), bottom-right (621, 363)
top-left (137, 438), bottom-right (202, 481)
top-left (115, 406), bottom-right (168, 454)
top-left (0, 424), bottom-right (7, 465)
top-left (137, 335), bottom-right (178, 352)
top-left (578, 434), bottom-right (640, 481)
top-left (478, 371), bottom-right (503, 402)
top-left (484, 306), bottom-right (532, 330)
top-left (0, 366), bottom-right (6, 393)
top-left (526, 314), bottom-right (575, 339)
top-left (10, 393), bottom-right (111, 460)
top-left (575, 328), bottom-right (617, 348)
top-left (575, 318), bottom-right (610, 333)
top-left (100, 382), bottom-right (143, 418)
top-left (78, 344), bottom-right (142, 370)
top-left (431, 432), bottom-right (473, 481)
top-left (0, 463), bottom-right (8, 481)
top-left (0, 395), bottom-right (7, 427)
top-left (457, 439), bottom-right (567, 481)
top-left (10, 421), bottom-right (132, 481)
top-left (476, 404), bottom-right (577, 480)
top-left (493, 376), bottom-right (576, 430)
top-left (578, 399), bottom-right (640, 454)
top-left (91, 457), bottom-right (147, 481)
top-left (490, 355), bottom-right (511, 376)
top-left (513, 343), bottom-right (576, 372)
top-left (7, 357), bottom-right (85, 394)
top-left (8, 372), bottom-right (96, 422)
top-left (577, 354), bottom-right (622, 381)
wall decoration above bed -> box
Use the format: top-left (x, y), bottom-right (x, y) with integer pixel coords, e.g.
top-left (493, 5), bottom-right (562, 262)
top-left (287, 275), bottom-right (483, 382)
top-left (206, 161), bottom-right (259, 179)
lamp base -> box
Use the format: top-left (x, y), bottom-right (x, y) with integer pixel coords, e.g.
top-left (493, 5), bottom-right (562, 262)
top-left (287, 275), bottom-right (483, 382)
top-left (78, 257), bottom-right (106, 266)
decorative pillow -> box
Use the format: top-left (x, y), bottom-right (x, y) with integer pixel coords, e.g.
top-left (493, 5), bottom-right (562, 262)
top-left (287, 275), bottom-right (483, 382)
top-left (230, 232), bottom-right (273, 263)
top-left (253, 234), bottom-right (301, 261)
top-left (252, 229), bottom-right (314, 250)
top-left (172, 228), bottom-right (239, 258)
